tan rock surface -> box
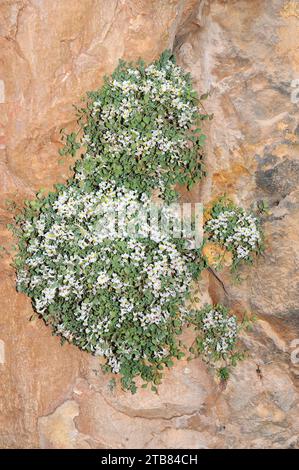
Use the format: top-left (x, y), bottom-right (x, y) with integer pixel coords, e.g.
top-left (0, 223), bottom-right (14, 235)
top-left (0, 0), bottom-right (298, 448)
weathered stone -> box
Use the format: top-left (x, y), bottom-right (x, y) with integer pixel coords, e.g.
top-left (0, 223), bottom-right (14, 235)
top-left (256, 158), bottom-right (299, 201)
top-left (0, 0), bottom-right (298, 449)
top-left (38, 401), bottom-right (92, 449)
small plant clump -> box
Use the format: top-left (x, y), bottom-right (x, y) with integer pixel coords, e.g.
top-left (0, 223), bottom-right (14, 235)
top-left (11, 52), bottom-right (263, 392)
top-left (187, 304), bottom-right (246, 375)
top-left (204, 198), bottom-right (263, 270)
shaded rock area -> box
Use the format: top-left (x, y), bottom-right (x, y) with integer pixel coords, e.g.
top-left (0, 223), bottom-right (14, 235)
top-left (0, 0), bottom-right (298, 448)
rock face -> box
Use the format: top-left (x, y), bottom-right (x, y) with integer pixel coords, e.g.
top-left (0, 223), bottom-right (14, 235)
top-left (0, 0), bottom-right (298, 449)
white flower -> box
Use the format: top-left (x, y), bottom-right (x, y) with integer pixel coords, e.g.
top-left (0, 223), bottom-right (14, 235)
top-left (97, 271), bottom-right (110, 286)
top-left (206, 208), bottom-right (261, 260)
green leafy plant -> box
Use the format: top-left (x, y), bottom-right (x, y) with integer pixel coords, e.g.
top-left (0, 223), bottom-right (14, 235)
top-left (204, 197), bottom-right (264, 271)
top-left (14, 179), bottom-right (205, 393)
top-left (10, 51), bottom-right (263, 393)
top-left (187, 304), bottom-right (247, 378)
top-left (60, 50), bottom-right (211, 201)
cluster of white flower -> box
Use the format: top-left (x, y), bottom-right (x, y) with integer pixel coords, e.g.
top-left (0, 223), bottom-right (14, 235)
top-left (99, 128), bottom-right (187, 162)
top-left (91, 62), bottom-right (197, 129)
top-left (75, 56), bottom-right (202, 195)
top-left (201, 308), bottom-right (238, 356)
top-left (17, 181), bottom-right (195, 372)
top-left (205, 209), bottom-right (261, 260)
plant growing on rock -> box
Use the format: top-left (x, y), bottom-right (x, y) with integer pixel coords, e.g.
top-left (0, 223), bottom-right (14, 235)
top-left (11, 51), bottom-right (263, 393)
top-left (60, 50), bottom-right (211, 201)
top-left (14, 181), bottom-right (204, 393)
top-left (187, 304), bottom-right (246, 378)
top-left (204, 197), bottom-right (263, 271)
